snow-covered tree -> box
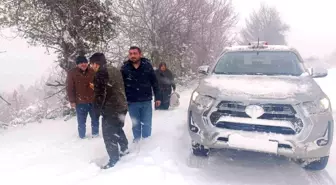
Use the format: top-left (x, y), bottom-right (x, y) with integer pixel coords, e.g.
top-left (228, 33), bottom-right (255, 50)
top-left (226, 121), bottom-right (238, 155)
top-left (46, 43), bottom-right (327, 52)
top-left (239, 3), bottom-right (290, 45)
top-left (0, 0), bottom-right (120, 71)
top-left (108, 0), bottom-right (237, 75)
top-left (0, 68), bottom-right (72, 126)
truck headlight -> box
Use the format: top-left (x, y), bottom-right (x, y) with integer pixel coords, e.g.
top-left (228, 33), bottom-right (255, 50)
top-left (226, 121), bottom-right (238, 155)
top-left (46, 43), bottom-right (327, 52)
top-left (302, 98), bottom-right (330, 115)
top-left (191, 91), bottom-right (215, 109)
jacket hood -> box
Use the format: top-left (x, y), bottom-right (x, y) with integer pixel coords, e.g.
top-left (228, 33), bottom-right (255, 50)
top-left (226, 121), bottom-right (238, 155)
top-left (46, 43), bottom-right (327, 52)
top-left (159, 62), bottom-right (167, 69)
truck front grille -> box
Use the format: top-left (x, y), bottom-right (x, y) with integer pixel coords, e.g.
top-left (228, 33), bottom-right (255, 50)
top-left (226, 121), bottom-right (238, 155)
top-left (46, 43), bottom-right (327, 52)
top-left (210, 101), bottom-right (303, 135)
top-left (216, 122), bottom-right (296, 135)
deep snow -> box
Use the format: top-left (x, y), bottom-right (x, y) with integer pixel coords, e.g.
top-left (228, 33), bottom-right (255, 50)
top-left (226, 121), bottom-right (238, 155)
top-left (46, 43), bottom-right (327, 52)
top-left (1, 69), bottom-right (336, 185)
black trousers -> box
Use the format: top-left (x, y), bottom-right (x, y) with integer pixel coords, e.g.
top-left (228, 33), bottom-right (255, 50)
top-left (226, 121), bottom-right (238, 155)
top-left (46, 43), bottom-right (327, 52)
top-left (155, 88), bottom-right (171, 110)
top-left (102, 111), bottom-right (128, 163)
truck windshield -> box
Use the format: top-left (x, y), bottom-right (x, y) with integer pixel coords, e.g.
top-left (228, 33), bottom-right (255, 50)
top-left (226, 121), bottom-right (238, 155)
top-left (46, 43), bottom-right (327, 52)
top-left (213, 51), bottom-right (305, 76)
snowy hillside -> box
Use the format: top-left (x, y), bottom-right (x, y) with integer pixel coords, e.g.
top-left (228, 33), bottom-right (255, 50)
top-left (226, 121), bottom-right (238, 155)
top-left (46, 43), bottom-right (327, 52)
top-left (1, 69), bottom-right (336, 185)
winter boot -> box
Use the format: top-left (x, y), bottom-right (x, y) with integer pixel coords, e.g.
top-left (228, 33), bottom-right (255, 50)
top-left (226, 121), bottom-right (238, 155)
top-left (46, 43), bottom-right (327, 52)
top-left (120, 149), bottom-right (130, 157)
top-left (101, 160), bottom-right (118, 169)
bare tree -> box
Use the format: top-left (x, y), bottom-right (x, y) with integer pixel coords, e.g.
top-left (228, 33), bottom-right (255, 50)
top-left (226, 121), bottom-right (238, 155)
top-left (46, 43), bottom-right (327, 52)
top-left (239, 3), bottom-right (289, 45)
top-left (188, 0), bottom-right (238, 67)
top-left (108, 0), bottom-right (237, 76)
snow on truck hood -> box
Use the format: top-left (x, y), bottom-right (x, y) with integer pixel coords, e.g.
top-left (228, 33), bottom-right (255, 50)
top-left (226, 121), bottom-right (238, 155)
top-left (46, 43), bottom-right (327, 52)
top-left (200, 75), bottom-right (321, 100)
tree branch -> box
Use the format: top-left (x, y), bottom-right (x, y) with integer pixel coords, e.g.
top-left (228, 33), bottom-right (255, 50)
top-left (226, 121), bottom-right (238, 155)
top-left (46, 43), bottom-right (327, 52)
top-left (43, 87), bottom-right (66, 100)
top-left (45, 81), bottom-right (65, 87)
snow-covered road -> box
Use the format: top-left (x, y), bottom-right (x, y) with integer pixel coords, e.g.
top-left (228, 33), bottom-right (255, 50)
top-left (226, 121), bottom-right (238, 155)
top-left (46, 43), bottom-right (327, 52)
top-left (1, 70), bottom-right (336, 185)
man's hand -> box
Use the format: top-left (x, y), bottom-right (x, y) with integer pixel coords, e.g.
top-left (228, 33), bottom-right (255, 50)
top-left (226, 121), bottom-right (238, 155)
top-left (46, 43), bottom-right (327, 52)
top-left (155, 100), bottom-right (161, 107)
top-left (70, 103), bottom-right (76, 108)
top-left (89, 83), bottom-right (94, 90)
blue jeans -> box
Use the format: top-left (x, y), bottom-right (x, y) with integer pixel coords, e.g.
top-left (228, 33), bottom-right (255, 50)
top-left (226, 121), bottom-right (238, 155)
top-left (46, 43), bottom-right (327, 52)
top-left (76, 103), bottom-right (100, 138)
top-left (128, 101), bottom-right (153, 141)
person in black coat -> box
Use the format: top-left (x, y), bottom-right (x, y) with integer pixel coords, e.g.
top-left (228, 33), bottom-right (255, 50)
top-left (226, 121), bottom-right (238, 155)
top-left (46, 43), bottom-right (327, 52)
top-left (120, 46), bottom-right (161, 142)
top-left (155, 62), bottom-right (176, 110)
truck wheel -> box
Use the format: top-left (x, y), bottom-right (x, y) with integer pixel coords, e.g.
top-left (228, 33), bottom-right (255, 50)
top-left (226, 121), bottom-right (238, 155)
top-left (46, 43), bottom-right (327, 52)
top-left (191, 141), bottom-right (210, 157)
top-left (299, 156), bottom-right (329, 171)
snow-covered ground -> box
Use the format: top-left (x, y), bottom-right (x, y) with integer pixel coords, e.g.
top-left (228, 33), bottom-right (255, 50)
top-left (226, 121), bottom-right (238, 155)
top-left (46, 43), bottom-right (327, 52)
top-left (1, 69), bottom-right (336, 185)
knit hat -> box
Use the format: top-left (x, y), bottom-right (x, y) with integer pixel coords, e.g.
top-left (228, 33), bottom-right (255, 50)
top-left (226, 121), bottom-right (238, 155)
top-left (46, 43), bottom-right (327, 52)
top-left (76, 55), bottom-right (88, 65)
top-left (89, 53), bottom-right (107, 66)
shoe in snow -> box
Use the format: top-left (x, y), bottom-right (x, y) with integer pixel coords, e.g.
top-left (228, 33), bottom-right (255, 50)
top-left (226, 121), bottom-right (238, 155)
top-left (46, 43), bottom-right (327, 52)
top-left (92, 134), bottom-right (99, 138)
top-left (101, 161), bottom-right (117, 169)
top-left (120, 149), bottom-right (130, 157)
top-left (133, 139), bottom-right (141, 143)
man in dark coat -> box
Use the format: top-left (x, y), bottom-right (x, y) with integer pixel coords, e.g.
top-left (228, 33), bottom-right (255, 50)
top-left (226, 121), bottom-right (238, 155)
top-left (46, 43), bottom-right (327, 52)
top-left (66, 55), bottom-right (99, 139)
top-left (155, 62), bottom-right (176, 110)
top-left (120, 46), bottom-right (160, 142)
top-left (89, 52), bottom-right (129, 169)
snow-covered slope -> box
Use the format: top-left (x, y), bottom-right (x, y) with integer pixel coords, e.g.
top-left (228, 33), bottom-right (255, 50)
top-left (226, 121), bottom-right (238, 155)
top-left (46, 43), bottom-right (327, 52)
top-left (1, 70), bottom-right (336, 185)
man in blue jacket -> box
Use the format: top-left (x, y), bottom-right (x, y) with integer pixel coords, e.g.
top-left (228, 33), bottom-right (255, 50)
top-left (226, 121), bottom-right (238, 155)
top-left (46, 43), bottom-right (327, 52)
top-left (121, 46), bottom-right (161, 142)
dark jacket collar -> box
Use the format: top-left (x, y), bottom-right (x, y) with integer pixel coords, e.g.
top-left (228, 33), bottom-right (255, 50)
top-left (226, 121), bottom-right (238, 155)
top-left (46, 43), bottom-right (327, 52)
top-left (77, 66), bottom-right (89, 73)
top-left (125, 57), bottom-right (150, 65)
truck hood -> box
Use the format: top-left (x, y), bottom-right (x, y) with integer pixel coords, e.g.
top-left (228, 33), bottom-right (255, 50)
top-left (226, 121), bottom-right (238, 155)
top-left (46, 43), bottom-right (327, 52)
top-left (198, 75), bottom-right (325, 102)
